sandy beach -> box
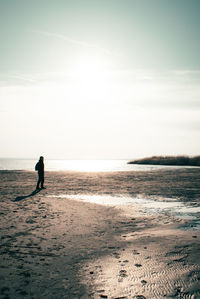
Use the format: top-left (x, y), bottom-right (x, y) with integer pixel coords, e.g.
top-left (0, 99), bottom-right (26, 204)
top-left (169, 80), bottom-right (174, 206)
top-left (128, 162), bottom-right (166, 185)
top-left (0, 168), bottom-right (200, 298)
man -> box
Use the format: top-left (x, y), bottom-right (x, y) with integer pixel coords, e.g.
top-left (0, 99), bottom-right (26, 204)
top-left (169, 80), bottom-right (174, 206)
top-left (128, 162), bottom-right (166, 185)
top-left (35, 156), bottom-right (45, 190)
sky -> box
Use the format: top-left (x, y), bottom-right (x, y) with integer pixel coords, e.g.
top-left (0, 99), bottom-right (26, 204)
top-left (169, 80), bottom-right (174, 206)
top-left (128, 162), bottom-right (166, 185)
top-left (0, 0), bottom-right (200, 159)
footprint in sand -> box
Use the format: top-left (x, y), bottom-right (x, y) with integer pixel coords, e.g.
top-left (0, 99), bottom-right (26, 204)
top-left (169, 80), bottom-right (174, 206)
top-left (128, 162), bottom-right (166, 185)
top-left (119, 270), bottom-right (128, 278)
top-left (133, 250), bottom-right (140, 255)
top-left (141, 280), bottom-right (147, 285)
top-left (113, 252), bottom-right (120, 259)
top-left (26, 217), bottom-right (37, 224)
top-left (135, 264), bottom-right (142, 267)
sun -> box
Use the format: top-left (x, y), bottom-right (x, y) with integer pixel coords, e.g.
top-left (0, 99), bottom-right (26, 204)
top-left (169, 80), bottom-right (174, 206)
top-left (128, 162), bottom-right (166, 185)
top-left (60, 51), bottom-right (116, 105)
top-left (70, 53), bottom-right (110, 88)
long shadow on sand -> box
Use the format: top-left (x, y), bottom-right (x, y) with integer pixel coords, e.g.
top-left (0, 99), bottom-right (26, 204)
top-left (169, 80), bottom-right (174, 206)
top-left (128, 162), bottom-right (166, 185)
top-left (14, 189), bottom-right (41, 202)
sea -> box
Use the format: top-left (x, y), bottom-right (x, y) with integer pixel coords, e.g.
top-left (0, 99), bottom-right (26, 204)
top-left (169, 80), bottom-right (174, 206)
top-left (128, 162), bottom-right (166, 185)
top-left (0, 158), bottom-right (192, 172)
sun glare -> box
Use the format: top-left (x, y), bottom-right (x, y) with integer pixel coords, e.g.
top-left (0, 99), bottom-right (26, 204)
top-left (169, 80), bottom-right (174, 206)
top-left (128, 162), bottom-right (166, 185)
top-left (70, 53), bottom-right (110, 88)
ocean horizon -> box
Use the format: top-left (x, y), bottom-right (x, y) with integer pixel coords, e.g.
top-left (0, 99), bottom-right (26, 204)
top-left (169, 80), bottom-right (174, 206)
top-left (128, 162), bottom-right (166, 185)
top-left (0, 158), bottom-right (197, 172)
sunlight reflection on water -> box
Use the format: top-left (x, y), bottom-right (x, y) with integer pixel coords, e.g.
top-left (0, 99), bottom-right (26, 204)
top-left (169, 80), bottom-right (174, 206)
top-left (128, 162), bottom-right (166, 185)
top-left (0, 158), bottom-right (194, 172)
top-left (47, 160), bottom-right (129, 172)
top-left (47, 194), bottom-right (200, 222)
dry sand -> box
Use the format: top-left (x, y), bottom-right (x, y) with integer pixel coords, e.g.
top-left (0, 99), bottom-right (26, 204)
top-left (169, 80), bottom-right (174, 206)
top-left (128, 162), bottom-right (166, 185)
top-left (0, 169), bottom-right (200, 298)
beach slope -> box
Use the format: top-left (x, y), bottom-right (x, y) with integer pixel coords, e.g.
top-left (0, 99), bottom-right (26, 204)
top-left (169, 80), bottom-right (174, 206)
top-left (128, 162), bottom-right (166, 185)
top-left (0, 169), bottom-right (200, 298)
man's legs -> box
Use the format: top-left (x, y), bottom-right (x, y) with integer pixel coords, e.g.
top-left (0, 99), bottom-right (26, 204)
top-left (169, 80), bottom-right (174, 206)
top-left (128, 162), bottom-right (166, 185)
top-left (41, 178), bottom-right (44, 188)
top-left (36, 173), bottom-right (45, 189)
top-left (36, 179), bottom-right (40, 190)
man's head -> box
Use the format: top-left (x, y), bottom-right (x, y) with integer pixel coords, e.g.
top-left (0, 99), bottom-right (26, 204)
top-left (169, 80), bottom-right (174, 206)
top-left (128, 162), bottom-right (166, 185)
top-left (39, 156), bottom-right (44, 161)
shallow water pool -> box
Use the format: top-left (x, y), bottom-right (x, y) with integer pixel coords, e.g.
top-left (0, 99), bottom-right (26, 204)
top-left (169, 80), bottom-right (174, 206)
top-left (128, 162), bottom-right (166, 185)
top-left (47, 193), bottom-right (200, 228)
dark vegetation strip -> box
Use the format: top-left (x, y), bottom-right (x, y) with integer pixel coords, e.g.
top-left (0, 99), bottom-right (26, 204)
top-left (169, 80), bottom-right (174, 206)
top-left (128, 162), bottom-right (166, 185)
top-left (128, 155), bottom-right (200, 166)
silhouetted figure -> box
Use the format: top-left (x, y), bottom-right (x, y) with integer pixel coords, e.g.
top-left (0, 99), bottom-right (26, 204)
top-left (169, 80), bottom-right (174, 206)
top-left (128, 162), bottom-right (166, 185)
top-left (35, 156), bottom-right (45, 190)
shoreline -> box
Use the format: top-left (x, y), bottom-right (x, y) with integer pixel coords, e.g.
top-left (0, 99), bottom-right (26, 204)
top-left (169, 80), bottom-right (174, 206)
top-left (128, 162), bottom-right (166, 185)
top-left (0, 170), bottom-right (200, 298)
top-left (2, 167), bottom-right (199, 202)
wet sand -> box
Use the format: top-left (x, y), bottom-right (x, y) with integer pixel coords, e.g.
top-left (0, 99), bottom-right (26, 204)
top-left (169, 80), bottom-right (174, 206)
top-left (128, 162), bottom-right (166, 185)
top-left (0, 169), bottom-right (200, 298)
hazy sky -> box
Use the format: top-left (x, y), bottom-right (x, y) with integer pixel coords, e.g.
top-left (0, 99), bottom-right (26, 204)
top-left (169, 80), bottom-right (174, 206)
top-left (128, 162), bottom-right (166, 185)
top-left (0, 0), bottom-right (200, 159)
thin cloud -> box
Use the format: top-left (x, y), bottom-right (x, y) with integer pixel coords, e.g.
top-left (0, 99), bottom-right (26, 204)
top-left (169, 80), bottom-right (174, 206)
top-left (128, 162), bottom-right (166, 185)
top-left (31, 30), bottom-right (116, 56)
top-left (10, 74), bottom-right (35, 83)
top-left (2, 73), bottom-right (36, 83)
top-left (173, 70), bottom-right (200, 76)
